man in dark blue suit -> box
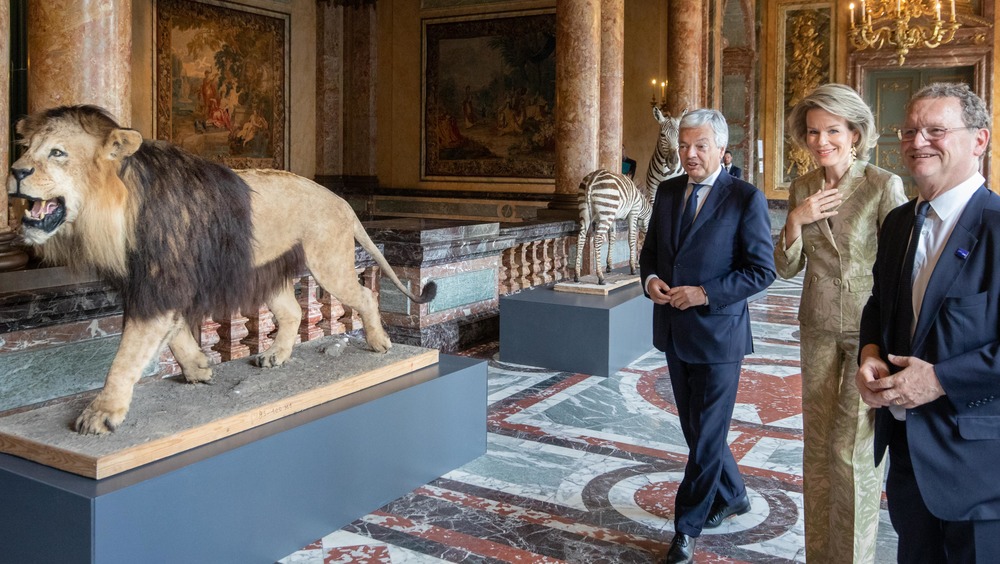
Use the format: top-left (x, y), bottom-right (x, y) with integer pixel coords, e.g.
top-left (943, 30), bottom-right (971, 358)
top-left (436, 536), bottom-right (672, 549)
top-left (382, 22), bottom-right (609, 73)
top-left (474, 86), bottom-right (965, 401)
top-left (723, 150), bottom-right (742, 179)
top-left (857, 82), bottom-right (1000, 563)
top-left (639, 109), bottom-right (775, 563)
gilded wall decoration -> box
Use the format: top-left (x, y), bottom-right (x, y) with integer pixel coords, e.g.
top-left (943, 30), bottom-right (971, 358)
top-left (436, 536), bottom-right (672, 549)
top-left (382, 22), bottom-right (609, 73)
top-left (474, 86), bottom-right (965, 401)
top-left (422, 11), bottom-right (556, 181)
top-left (777, 6), bottom-right (832, 186)
top-left (154, 0), bottom-right (289, 169)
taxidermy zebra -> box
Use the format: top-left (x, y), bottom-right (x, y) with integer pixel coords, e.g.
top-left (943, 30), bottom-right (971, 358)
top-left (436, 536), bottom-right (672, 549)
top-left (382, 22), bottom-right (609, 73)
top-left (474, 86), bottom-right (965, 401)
top-left (574, 169), bottom-right (653, 285)
top-left (643, 106), bottom-right (685, 196)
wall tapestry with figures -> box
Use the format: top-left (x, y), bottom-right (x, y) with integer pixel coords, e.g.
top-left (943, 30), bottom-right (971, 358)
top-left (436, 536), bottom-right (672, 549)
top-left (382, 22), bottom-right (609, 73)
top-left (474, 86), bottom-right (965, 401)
top-left (154, 0), bottom-right (289, 169)
top-left (776, 5), bottom-right (833, 188)
top-left (422, 10), bottom-right (556, 181)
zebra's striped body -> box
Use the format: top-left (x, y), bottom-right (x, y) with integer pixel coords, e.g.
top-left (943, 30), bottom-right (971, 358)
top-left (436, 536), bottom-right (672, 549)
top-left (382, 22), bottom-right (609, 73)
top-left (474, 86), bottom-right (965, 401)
top-left (574, 169), bottom-right (653, 285)
top-left (643, 106), bottom-right (684, 196)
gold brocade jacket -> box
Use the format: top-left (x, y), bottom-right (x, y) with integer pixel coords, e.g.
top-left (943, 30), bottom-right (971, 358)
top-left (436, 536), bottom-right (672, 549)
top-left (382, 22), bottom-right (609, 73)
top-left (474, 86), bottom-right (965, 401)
top-left (775, 160), bottom-right (906, 334)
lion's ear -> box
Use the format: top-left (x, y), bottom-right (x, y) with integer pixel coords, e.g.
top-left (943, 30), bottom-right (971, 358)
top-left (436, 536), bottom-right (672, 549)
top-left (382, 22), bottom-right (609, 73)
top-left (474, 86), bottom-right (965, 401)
top-left (103, 129), bottom-right (143, 161)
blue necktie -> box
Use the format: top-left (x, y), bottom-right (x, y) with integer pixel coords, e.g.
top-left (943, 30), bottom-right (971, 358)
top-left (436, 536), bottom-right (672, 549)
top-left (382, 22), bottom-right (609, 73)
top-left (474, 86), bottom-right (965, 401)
top-left (679, 184), bottom-right (705, 245)
top-left (892, 201), bottom-right (931, 357)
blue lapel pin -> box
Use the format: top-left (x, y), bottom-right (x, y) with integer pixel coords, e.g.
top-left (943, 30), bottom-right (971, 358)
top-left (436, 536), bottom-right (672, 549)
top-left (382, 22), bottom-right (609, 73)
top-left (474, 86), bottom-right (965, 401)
top-left (955, 248), bottom-right (969, 259)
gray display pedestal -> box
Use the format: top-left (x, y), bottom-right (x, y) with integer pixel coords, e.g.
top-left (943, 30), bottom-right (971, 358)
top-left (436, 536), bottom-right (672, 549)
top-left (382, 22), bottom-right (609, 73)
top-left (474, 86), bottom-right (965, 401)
top-left (499, 283), bottom-right (653, 377)
top-left (0, 354), bottom-right (487, 564)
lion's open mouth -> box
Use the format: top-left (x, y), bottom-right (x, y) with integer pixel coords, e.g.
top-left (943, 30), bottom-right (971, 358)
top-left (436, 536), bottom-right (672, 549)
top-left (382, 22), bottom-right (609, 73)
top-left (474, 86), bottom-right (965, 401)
top-left (15, 196), bottom-right (67, 233)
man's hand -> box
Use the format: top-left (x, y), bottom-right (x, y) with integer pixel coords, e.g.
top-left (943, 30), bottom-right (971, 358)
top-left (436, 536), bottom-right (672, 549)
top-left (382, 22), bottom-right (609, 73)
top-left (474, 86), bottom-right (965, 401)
top-left (857, 347), bottom-right (945, 409)
top-left (666, 285), bottom-right (708, 310)
top-left (647, 277), bottom-right (671, 305)
top-left (856, 344), bottom-right (891, 408)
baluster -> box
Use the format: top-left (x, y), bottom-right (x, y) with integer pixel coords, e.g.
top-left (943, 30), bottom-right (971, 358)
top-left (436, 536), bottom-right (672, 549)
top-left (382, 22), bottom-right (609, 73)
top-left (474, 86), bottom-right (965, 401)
top-left (541, 238), bottom-right (554, 284)
top-left (558, 235), bottom-right (572, 280)
top-left (298, 274), bottom-right (325, 342)
top-left (243, 305), bottom-right (275, 354)
top-left (529, 241), bottom-right (543, 286)
top-left (214, 312), bottom-right (251, 361)
top-left (198, 317), bottom-right (223, 365)
top-left (499, 247), bottom-right (513, 295)
top-left (516, 243), bottom-right (530, 290)
top-left (318, 288), bottom-right (347, 336)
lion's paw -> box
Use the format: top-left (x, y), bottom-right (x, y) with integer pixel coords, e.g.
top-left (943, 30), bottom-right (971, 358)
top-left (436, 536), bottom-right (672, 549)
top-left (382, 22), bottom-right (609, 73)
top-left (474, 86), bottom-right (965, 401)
top-left (368, 334), bottom-right (392, 354)
top-left (75, 400), bottom-right (128, 435)
top-left (252, 349), bottom-right (290, 368)
top-left (182, 365), bottom-right (213, 384)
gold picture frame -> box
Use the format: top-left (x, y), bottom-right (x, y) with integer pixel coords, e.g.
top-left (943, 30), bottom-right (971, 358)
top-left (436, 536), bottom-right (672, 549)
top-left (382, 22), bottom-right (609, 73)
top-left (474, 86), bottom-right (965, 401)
top-left (422, 10), bottom-right (556, 181)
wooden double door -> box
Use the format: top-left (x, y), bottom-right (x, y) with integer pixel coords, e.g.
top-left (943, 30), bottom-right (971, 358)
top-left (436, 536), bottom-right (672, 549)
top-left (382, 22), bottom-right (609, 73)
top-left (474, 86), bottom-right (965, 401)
top-left (864, 66), bottom-right (976, 196)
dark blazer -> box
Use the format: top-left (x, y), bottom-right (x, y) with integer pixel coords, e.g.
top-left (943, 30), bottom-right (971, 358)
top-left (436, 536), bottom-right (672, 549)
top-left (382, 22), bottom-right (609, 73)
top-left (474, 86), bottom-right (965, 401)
top-left (726, 165), bottom-right (742, 180)
top-left (860, 186), bottom-right (1000, 521)
top-left (639, 171), bottom-right (776, 364)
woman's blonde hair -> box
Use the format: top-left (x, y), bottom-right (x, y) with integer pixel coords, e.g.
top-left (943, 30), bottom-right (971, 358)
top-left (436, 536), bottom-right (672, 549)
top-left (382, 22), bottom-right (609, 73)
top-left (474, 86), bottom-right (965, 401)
top-left (786, 83), bottom-right (877, 161)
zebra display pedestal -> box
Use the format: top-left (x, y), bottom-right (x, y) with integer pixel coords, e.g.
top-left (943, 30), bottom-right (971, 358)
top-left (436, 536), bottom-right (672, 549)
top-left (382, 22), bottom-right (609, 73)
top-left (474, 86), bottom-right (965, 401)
top-left (553, 273), bottom-right (639, 296)
top-left (499, 282), bottom-right (652, 377)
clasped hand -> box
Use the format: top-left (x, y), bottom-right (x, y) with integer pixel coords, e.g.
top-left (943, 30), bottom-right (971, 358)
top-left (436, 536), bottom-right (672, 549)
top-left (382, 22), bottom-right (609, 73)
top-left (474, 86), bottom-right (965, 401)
top-left (647, 278), bottom-right (707, 310)
top-left (855, 345), bottom-right (945, 409)
top-left (791, 187), bottom-right (843, 225)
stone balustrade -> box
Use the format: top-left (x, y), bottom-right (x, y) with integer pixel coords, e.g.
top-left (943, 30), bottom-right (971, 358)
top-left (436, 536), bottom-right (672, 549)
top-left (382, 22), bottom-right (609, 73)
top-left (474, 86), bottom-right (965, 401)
top-left (0, 218), bottom-right (639, 381)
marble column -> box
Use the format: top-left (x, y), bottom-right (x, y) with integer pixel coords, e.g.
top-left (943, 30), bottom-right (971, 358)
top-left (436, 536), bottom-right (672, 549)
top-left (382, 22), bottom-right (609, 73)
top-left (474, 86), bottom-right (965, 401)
top-left (550, 0), bottom-right (601, 216)
top-left (1, 2), bottom-right (9, 232)
top-left (27, 0), bottom-right (131, 124)
top-left (316, 2), bottom-right (345, 178)
top-left (599, 0), bottom-right (624, 174)
top-left (0, 2), bottom-right (29, 272)
top-left (667, 0), bottom-right (704, 114)
top-left (342, 4), bottom-right (377, 188)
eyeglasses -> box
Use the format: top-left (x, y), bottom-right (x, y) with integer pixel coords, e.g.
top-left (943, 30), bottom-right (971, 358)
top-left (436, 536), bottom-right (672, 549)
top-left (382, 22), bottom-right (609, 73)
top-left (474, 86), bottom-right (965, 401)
top-left (897, 126), bottom-right (976, 141)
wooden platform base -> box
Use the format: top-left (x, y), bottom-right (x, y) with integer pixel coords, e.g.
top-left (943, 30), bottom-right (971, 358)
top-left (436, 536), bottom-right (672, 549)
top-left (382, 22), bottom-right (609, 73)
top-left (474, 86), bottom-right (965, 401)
top-left (0, 337), bottom-right (437, 479)
top-left (553, 272), bottom-right (640, 295)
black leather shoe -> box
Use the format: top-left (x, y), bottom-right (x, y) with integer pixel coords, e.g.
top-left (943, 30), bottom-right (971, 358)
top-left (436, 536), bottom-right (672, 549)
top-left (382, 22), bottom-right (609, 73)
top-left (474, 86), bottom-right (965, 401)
top-left (660, 532), bottom-right (696, 564)
top-left (704, 495), bottom-right (751, 528)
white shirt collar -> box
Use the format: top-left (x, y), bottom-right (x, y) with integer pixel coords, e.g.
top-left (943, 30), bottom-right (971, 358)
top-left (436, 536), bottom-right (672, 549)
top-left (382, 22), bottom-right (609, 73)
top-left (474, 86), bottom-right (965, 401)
top-left (691, 167), bottom-right (722, 188)
top-left (921, 172), bottom-right (984, 221)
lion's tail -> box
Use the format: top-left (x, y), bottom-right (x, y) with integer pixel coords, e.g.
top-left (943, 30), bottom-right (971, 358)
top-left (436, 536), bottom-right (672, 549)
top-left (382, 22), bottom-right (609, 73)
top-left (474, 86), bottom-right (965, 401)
top-left (353, 220), bottom-right (437, 304)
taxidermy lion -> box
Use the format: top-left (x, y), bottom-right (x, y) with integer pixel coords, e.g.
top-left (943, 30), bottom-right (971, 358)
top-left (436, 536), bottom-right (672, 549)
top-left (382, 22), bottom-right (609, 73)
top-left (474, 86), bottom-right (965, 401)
top-left (6, 105), bottom-right (435, 435)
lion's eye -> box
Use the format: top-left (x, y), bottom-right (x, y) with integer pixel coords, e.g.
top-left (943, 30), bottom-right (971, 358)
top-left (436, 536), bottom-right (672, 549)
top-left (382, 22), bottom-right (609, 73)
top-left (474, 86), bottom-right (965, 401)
top-left (49, 148), bottom-right (66, 158)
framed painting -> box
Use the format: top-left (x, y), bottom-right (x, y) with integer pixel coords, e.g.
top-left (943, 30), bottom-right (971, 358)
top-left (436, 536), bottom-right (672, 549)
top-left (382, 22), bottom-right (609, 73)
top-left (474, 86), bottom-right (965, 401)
top-left (154, 0), bottom-right (289, 169)
top-left (422, 10), bottom-right (556, 181)
top-left (773, 4), bottom-right (833, 188)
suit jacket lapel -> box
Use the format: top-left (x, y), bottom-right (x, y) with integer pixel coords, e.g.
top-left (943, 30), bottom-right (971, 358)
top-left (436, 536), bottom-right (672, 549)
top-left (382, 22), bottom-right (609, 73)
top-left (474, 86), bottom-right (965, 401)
top-left (821, 160), bottom-right (866, 251)
top-left (911, 187), bottom-right (989, 353)
top-left (671, 176), bottom-right (688, 250)
top-left (881, 199), bottom-right (916, 342)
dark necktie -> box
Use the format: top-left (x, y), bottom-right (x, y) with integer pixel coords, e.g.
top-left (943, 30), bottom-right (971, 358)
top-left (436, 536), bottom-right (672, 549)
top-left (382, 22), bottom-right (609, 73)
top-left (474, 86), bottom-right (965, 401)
top-left (892, 201), bottom-right (931, 356)
top-left (679, 184), bottom-right (705, 245)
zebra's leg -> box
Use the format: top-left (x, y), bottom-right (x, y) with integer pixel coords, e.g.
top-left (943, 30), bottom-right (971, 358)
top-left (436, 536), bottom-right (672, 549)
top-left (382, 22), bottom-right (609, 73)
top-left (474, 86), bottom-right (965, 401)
top-left (574, 222), bottom-right (588, 282)
top-left (594, 228), bottom-right (607, 285)
top-left (606, 225), bottom-right (615, 274)
top-left (627, 217), bottom-right (639, 275)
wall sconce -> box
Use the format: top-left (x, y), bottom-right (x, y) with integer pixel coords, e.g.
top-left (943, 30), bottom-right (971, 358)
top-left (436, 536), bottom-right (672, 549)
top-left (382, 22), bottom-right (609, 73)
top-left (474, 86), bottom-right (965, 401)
top-left (650, 78), bottom-right (668, 109)
top-left (848, 0), bottom-right (961, 65)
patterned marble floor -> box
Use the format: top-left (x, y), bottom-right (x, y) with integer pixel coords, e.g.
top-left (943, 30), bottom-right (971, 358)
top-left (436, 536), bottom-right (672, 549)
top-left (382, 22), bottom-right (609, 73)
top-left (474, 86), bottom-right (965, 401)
top-left (279, 277), bottom-right (898, 563)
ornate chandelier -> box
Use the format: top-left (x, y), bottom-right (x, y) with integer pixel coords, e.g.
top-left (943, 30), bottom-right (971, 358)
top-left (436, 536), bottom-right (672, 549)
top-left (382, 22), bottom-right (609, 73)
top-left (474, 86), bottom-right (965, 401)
top-left (847, 0), bottom-right (961, 65)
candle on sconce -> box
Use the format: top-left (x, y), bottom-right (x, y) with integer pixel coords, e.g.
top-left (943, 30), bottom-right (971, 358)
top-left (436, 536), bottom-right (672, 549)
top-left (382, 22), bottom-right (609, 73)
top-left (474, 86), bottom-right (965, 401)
top-left (850, 3), bottom-right (855, 27)
top-left (861, 0), bottom-right (866, 20)
top-left (950, 0), bottom-right (955, 19)
top-left (660, 81), bottom-right (666, 101)
top-left (651, 78), bottom-right (657, 100)
top-left (936, 1), bottom-right (941, 20)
